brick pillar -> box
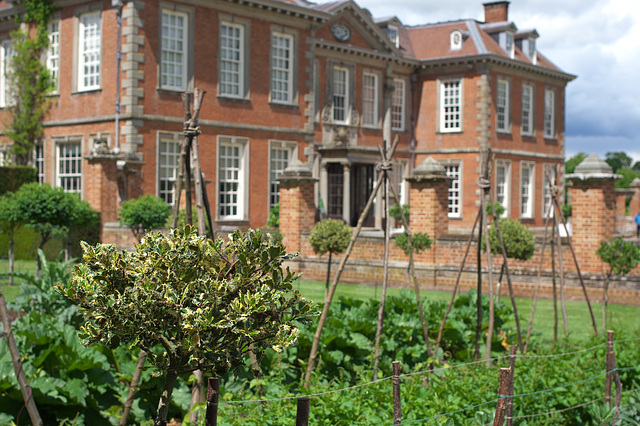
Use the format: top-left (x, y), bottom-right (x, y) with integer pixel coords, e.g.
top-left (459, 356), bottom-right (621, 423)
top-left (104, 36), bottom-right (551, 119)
top-left (566, 154), bottom-right (619, 273)
top-left (615, 189), bottom-right (633, 218)
top-left (406, 157), bottom-right (452, 240)
top-left (630, 178), bottom-right (640, 218)
top-left (278, 160), bottom-right (318, 255)
top-left (86, 155), bottom-right (120, 225)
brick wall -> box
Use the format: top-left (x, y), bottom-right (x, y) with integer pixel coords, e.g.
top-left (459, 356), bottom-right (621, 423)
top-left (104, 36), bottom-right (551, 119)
top-left (280, 162), bottom-right (640, 306)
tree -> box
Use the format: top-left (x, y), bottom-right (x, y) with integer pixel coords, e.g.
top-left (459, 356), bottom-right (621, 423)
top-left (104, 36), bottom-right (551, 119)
top-left (605, 152), bottom-right (633, 174)
top-left (484, 218), bottom-right (535, 261)
top-left (389, 204), bottom-right (432, 256)
top-left (5, 0), bottom-right (55, 165)
top-left (483, 217), bottom-right (535, 299)
top-left (596, 237), bottom-right (640, 332)
top-left (119, 194), bottom-right (171, 242)
top-left (614, 167), bottom-right (640, 189)
top-left (12, 182), bottom-right (97, 276)
top-left (309, 219), bottom-right (352, 302)
top-left (57, 227), bottom-right (315, 425)
top-left (565, 152), bottom-right (587, 174)
top-left (117, 194), bottom-right (170, 424)
top-left (0, 193), bottom-right (23, 285)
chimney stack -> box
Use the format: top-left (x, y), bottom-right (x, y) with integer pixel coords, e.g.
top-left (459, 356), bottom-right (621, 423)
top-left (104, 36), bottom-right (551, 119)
top-left (483, 1), bottom-right (510, 23)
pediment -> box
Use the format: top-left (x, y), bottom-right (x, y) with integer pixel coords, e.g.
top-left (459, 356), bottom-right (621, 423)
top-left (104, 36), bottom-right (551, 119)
top-left (315, 1), bottom-right (399, 55)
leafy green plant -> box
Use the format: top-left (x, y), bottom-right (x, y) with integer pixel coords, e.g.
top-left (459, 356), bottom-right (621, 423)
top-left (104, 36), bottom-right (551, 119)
top-left (57, 226), bottom-right (316, 425)
top-left (0, 166), bottom-right (37, 195)
top-left (596, 237), bottom-right (640, 331)
top-left (309, 219), bottom-right (352, 301)
top-left (118, 194), bottom-right (171, 242)
top-left (267, 203), bottom-right (279, 228)
top-left (12, 183), bottom-right (96, 275)
top-left (486, 201), bottom-right (505, 220)
top-left (389, 204), bottom-right (432, 255)
top-left (0, 193), bottom-right (22, 284)
top-left (483, 217), bottom-right (535, 261)
top-left (5, 0), bottom-right (56, 165)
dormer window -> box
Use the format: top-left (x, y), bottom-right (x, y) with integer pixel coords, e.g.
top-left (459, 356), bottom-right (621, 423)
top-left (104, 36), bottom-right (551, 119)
top-left (450, 30), bottom-right (463, 51)
top-left (504, 31), bottom-right (514, 58)
top-left (528, 37), bottom-right (536, 63)
top-left (516, 32), bottom-right (539, 64)
top-left (385, 25), bottom-right (399, 48)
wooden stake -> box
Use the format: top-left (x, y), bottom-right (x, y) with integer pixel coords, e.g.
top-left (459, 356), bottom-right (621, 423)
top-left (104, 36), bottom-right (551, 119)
top-left (434, 207), bottom-right (481, 357)
top-left (549, 165), bottom-right (598, 337)
top-left (119, 350), bottom-right (147, 426)
top-left (525, 195), bottom-right (553, 352)
top-left (392, 361), bottom-right (402, 425)
top-left (552, 200), bottom-right (569, 337)
top-left (494, 368), bottom-right (511, 426)
top-left (388, 178), bottom-right (433, 359)
top-left (506, 345), bottom-right (517, 426)
top-left (488, 196), bottom-right (524, 353)
top-left (0, 293), bottom-right (42, 425)
top-left (296, 398), bottom-right (310, 426)
top-left (304, 137), bottom-right (400, 385)
top-left (373, 146), bottom-right (393, 380)
top-left (481, 190), bottom-right (496, 365)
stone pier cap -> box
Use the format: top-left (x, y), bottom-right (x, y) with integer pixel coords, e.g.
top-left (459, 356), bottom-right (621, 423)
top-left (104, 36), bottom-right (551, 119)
top-left (406, 157), bottom-right (453, 183)
top-left (565, 153), bottom-right (621, 182)
top-left (278, 159), bottom-right (318, 184)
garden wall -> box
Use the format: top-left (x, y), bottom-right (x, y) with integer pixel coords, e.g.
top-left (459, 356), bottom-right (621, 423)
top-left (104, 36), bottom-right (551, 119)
top-left (279, 156), bottom-right (640, 307)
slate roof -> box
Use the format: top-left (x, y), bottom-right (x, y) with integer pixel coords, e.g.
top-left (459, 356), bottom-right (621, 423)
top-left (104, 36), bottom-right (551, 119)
top-left (265, 0), bottom-right (570, 76)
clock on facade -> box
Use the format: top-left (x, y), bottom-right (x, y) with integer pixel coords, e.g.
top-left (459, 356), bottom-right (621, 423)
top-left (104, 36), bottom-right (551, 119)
top-left (331, 22), bottom-right (352, 42)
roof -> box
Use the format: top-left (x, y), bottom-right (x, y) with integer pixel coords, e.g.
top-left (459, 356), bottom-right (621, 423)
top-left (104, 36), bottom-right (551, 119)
top-left (403, 18), bottom-right (566, 74)
top-left (243, 0), bottom-right (573, 77)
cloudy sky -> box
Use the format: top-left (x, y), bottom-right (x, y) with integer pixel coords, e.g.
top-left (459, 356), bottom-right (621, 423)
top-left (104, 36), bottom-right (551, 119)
top-left (355, 0), bottom-right (640, 164)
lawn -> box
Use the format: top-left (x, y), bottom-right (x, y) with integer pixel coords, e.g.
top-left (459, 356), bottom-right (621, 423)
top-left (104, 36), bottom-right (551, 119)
top-left (2, 258), bottom-right (639, 344)
top-left (296, 279), bottom-right (640, 343)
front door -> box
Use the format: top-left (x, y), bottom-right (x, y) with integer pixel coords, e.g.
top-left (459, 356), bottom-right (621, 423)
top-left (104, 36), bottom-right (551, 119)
top-left (351, 164), bottom-right (375, 227)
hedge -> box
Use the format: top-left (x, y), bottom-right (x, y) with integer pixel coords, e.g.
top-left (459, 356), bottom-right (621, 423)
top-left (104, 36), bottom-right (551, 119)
top-left (0, 166), bottom-right (37, 196)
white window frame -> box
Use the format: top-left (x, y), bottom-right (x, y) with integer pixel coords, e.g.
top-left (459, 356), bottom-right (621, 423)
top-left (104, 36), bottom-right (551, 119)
top-left (332, 66), bottom-right (349, 124)
top-left (495, 160), bottom-right (511, 218)
top-left (34, 143), bottom-right (45, 184)
top-left (77, 10), bottom-right (101, 92)
top-left (217, 136), bottom-right (249, 220)
top-left (544, 88), bottom-right (556, 138)
top-left (520, 162), bottom-right (535, 219)
top-left (500, 31), bottom-right (514, 58)
top-left (158, 132), bottom-right (181, 205)
top-left (47, 19), bottom-right (60, 93)
top-left (391, 78), bottom-right (405, 131)
top-left (521, 83), bottom-right (534, 136)
top-left (0, 40), bottom-right (13, 107)
top-left (386, 25), bottom-right (399, 47)
top-left (270, 32), bottom-right (294, 104)
top-left (445, 163), bottom-right (462, 218)
top-left (219, 22), bottom-right (245, 98)
top-left (160, 9), bottom-right (188, 91)
top-left (439, 79), bottom-right (462, 132)
top-left (496, 78), bottom-right (510, 133)
top-left (57, 140), bottom-right (82, 195)
top-left (269, 141), bottom-right (297, 210)
top-left (361, 71), bottom-right (379, 127)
